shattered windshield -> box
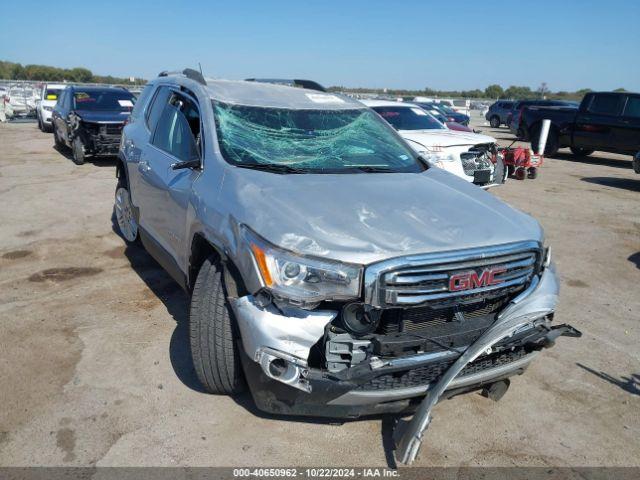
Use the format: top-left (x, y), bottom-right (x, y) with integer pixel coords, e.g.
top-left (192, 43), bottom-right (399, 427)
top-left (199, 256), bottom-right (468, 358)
top-left (212, 102), bottom-right (424, 173)
top-left (372, 106), bottom-right (446, 131)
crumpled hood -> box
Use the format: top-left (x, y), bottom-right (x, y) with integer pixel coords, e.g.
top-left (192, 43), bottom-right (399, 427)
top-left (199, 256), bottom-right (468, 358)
top-left (399, 129), bottom-right (496, 150)
top-left (222, 167), bottom-right (542, 265)
top-left (74, 110), bottom-right (129, 123)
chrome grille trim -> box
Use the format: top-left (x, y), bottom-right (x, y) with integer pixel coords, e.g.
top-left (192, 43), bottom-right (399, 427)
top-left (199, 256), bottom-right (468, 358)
top-left (363, 241), bottom-right (541, 307)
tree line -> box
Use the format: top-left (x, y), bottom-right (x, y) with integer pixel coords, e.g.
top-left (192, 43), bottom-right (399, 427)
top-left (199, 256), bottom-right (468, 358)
top-left (328, 83), bottom-right (628, 101)
top-left (0, 60), bottom-right (146, 85)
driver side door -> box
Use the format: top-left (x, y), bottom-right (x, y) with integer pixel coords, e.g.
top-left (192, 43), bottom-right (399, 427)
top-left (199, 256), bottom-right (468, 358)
top-left (136, 89), bottom-right (203, 283)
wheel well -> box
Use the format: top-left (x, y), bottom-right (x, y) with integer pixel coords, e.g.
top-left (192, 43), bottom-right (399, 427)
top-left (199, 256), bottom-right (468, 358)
top-left (115, 158), bottom-right (127, 184)
top-left (188, 234), bottom-right (246, 297)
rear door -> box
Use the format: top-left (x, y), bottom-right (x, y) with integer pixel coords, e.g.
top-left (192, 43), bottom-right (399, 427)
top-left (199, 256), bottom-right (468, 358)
top-left (573, 93), bottom-right (624, 150)
top-left (613, 94), bottom-right (640, 154)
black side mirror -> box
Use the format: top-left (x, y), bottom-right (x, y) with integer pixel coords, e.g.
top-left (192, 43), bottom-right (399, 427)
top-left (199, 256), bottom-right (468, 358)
top-left (171, 159), bottom-right (201, 170)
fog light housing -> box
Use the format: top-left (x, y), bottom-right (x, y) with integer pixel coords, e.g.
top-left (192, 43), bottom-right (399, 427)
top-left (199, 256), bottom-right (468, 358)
top-left (340, 303), bottom-right (380, 336)
top-left (255, 348), bottom-right (311, 393)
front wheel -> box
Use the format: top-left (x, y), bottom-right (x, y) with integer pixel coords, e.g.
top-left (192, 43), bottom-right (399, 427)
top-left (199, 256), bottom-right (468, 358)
top-left (53, 125), bottom-right (65, 149)
top-left (72, 137), bottom-right (85, 165)
top-left (114, 177), bottom-right (139, 243)
top-left (190, 257), bottom-right (246, 395)
top-left (570, 147), bottom-right (594, 157)
top-left (489, 116), bottom-right (500, 128)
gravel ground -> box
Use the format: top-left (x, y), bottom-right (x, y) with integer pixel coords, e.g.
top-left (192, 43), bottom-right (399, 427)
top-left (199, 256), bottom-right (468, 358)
top-left (0, 115), bottom-right (638, 468)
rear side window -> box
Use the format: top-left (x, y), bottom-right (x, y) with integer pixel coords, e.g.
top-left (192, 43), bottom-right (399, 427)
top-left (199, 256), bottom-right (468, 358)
top-left (587, 94), bottom-right (624, 116)
top-left (145, 87), bottom-right (172, 131)
top-left (129, 85), bottom-right (154, 123)
top-left (623, 96), bottom-right (640, 118)
top-left (151, 93), bottom-right (200, 161)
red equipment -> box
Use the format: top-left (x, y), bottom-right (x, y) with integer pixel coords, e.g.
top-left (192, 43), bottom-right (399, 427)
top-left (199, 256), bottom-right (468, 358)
top-left (499, 145), bottom-right (543, 180)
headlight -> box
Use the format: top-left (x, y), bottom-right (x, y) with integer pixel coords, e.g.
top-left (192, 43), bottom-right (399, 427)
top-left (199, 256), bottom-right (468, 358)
top-left (243, 227), bottom-right (362, 307)
top-left (420, 151), bottom-right (456, 169)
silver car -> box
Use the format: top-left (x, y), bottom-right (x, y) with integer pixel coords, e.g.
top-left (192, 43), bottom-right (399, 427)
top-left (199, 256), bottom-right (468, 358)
top-left (115, 70), bottom-right (580, 464)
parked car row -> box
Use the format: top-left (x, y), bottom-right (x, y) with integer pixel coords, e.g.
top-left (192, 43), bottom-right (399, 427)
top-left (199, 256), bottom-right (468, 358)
top-left (484, 93), bottom-right (640, 171)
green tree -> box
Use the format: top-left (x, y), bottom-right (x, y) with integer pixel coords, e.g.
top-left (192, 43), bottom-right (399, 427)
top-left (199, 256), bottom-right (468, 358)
top-left (484, 84), bottom-right (504, 99)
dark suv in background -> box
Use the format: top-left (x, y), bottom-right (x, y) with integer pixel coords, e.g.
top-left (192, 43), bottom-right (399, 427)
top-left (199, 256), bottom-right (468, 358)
top-left (485, 100), bottom-right (514, 128)
top-left (52, 86), bottom-right (136, 165)
top-left (508, 100), bottom-right (578, 137)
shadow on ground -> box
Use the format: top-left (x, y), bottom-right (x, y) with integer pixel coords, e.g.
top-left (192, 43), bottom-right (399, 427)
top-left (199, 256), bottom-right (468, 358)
top-left (628, 252), bottom-right (640, 270)
top-left (576, 363), bottom-right (640, 397)
top-left (53, 144), bottom-right (117, 167)
top-left (553, 152), bottom-right (632, 170)
top-left (111, 212), bottom-right (403, 468)
top-left (581, 177), bottom-right (640, 193)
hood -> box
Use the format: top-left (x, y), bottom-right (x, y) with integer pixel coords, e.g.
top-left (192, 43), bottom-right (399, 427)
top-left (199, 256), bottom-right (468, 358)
top-left (74, 110), bottom-right (129, 123)
top-left (398, 129), bottom-right (496, 149)
top-left (222, 167), bottom-right (542, 265)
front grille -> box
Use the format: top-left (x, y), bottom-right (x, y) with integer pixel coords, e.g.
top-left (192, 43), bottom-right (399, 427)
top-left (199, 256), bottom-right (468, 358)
top-left (355, 347), bottom-right (528, 391)
top-left (100, 124), bottom-right (123, 135)
top-left (460, 144), bottom-right (494, 176)
top-left (365, 242), bottom-right (540, 307)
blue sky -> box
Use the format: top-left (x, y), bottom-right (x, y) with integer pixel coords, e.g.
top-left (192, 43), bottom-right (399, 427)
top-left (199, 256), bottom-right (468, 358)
top-left (1, 0), bottom-right (638, 91)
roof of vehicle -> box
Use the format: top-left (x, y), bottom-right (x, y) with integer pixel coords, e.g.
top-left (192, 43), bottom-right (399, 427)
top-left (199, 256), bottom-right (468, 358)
top-left (196, 79), bottom-right (361, 110)
top-left (360, 99), bottom-right (418, 108)
top-left (66, 85), bottom-right (132, 93)
top-left (44, 84), bottom-right (67, 89)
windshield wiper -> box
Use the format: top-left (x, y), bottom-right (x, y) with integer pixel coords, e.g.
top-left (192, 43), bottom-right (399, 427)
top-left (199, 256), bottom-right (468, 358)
top-left (351, 166), bottom-right (395, 173)
top-left (235, 163), bottom-right (310, 174)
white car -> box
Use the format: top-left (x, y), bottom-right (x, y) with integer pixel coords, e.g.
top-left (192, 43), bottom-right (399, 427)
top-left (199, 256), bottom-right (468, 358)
top-left (8, 86), bottom-right (37, 116)
top-left (36, 83), bottom-right (65, 132)
top-left (361, 100), bottom-right (506, 188)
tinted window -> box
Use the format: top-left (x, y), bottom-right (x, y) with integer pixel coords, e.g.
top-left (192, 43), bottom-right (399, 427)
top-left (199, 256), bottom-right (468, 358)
top-left (587, 94), bottom-right (624, 116)
top-left (44, 88), bottom-right (62, 101)
top-left (623, 96), bottom-right (640, 118)
top-left (146, 87), bottom-right (172, 131)
top-left (72, 90), bottom-right (135, 111)
top-left (373, 106), bottom-right (445, 130)
top-left (152, 94), bottom-right (199, 161)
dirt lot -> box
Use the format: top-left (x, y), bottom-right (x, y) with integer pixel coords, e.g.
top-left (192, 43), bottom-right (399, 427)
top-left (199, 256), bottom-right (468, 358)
top-left (0, 117), bottom-right (639, 468)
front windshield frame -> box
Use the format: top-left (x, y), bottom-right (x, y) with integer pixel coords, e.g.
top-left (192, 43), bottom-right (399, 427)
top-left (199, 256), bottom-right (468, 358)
top-left (212, 101), bottom-right (426, 174)
top-left (72, 89), bottom-right (136, 112)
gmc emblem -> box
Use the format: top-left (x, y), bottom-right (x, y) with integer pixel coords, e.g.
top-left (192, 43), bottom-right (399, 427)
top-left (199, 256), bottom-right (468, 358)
top-left (449, 268), bottom-right (506, 292)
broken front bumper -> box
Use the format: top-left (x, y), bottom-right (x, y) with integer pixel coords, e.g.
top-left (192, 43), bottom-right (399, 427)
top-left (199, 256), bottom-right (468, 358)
top-left (230, 263), bottom-right (578, 422)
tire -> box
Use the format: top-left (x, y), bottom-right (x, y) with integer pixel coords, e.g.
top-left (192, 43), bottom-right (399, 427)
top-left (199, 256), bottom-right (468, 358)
top-left (570, 147), bottom-right (594, 157)
top-left (531, 125), bottom-right (559, 157)
top-left (38, 115), bottom-right (44, 132)
top-left (72, 137), bottom-right (85, 165)
top-left (489, 116), bottom-right (500, 128)
top-left (633, 153), bottom-right (640, 174)
top-left (515, 167), bottom-right (527, 180)
top-left (114, 175), bottom-right (139, 243)
top-left (527, 167), bottom-right (538, 179)
top-left (507, 165), bottom-right (516, 176)
top-left (190, 257), bottom-right (245, 395)
top-left (53, 125), bottom-right (64, 149)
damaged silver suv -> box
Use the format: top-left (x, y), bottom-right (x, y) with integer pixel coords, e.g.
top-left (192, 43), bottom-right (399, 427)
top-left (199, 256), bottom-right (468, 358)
top-left (115, 69), bottom-right (580, 464)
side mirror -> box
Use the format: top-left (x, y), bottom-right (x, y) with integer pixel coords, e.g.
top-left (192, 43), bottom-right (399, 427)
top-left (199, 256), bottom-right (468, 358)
top-left (171, 158), bottom-right (200, 170)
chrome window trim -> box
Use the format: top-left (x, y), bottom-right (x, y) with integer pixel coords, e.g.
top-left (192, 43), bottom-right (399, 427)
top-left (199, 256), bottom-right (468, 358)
top-left (363, 240), bottom-right (542, 307)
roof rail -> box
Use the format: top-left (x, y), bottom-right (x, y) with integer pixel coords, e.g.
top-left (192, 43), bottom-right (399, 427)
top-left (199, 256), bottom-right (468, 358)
top-left (158, 68), bottom-right (207, 86)
top-left (245, 78), bottom-right (326, 92)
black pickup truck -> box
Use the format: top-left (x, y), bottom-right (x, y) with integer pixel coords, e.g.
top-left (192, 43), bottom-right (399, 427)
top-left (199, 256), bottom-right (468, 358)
top-left (520, 91), bottom-right (640, 158)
